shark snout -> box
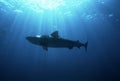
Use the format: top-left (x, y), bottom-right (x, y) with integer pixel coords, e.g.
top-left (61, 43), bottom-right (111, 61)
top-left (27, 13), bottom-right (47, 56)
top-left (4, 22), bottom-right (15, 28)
top-left (26, 36), bottom-right (34, 43)
top-left (26, 37), bottom-right (31, 41)
top-left (26, 36), bottom-right (40, 45)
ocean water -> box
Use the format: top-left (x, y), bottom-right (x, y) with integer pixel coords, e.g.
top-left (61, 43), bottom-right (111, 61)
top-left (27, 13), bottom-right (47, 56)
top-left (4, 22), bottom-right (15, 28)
top-left (0, 0), bottom-right (120, 80)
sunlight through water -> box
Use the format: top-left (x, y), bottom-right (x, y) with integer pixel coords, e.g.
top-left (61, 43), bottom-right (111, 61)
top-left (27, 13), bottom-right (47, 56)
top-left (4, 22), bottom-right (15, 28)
top-left (0, 0), bottom-right (91, 13)
top-left (26, 0), bottom-right (65, 10)
top-left (20, 0), bottom-right (91, 10)
top-left (0, 0), bottom-right (114, 31)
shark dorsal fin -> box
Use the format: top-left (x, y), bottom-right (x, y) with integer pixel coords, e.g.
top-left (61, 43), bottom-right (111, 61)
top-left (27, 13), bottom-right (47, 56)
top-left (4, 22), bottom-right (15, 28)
top-left (51, 31), bottom-right (59, 38)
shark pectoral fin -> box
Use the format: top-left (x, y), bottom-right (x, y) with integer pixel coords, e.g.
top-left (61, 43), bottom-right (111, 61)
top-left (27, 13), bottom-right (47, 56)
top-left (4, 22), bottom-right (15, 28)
top-left (43, 46), bottom-right (48, 51)
top-left (68, 46), bottom-right (73, 49)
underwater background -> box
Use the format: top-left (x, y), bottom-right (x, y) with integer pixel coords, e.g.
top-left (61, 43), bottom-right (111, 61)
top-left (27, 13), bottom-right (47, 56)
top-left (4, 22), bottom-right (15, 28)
top-left (0, 0), bottom-right (120, 80)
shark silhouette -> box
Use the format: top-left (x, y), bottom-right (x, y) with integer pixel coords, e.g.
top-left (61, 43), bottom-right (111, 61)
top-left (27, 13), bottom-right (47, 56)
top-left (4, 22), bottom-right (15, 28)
top-left (26, 31), bottom-right (88, 51)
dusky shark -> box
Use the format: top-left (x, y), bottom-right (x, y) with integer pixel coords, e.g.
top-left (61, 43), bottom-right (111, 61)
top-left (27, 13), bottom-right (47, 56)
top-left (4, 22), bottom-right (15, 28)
top-left (26, 31), bottom-right (88, 51)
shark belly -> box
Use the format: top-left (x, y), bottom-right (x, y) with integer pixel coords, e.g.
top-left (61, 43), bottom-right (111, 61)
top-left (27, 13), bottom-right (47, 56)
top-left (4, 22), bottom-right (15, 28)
top-left (46, 39), bottom-right (76, 48)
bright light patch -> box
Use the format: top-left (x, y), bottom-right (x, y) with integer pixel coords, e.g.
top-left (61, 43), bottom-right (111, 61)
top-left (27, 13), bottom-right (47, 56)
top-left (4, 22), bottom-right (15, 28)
top-left (19, 0), bottom-right (91, 11)
top-left (31, 0), bottom-right (64, 10)
top-left (36, 35), bottom-right (41, 38)
top-left (21, 0), bottom-right (65, 10)
top-left (0, 0), bottom-right (92, 15)
top-left (14, 9), bottom-right (23, 13)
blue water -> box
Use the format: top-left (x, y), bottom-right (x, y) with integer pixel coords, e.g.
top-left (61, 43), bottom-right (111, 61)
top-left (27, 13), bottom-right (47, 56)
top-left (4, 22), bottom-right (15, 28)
top-left (0, 0), bottom-right (120, 80)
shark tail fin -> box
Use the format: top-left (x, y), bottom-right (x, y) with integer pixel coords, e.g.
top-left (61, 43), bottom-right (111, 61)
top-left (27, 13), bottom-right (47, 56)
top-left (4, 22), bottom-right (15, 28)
top-left (84, 41), bottom-right (88, 51)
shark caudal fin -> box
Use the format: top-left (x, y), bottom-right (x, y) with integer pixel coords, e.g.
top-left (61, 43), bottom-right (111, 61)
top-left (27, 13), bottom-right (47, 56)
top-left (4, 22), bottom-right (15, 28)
top-left (84, 41), bottom-right (88, 51)
top-left (77, 41), bottom-right (88, 51)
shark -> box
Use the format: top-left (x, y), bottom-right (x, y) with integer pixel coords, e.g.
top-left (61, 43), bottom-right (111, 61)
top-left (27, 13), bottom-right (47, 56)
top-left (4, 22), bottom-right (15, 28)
top-left (26, 31), bottom-right (88, 51)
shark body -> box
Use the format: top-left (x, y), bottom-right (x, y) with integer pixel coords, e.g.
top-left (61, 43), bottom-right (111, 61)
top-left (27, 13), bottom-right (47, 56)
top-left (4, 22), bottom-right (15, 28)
top-left (26, 31), bottom-right (88, 51)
